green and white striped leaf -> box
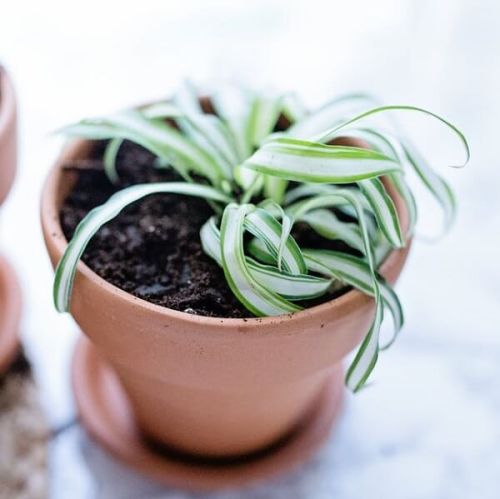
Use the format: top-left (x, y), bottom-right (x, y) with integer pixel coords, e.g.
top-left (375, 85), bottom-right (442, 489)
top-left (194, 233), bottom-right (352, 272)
top-left (243, 137), bottom-right (401, 183)
top-left (248, 259), bottom-right (332, 300)
top-left (401, 140), bottom-right (457, 232)
top-left (285, 184), bottom-right (376, 232)
top-left (60, 110), bottom-right (226, 185)
top-left (175, 114), bottom-right (234, 179)
top-left (281, 93), bottom-right (307, 124)
top-left (288, 189), bottom-right (383, 390)
top-left (312, 106), bottom-right (468, 234)
top-left (318, 126), bottom-right (418, 232)
top-left (304, 247), bottom-right (386, 393)
top-left (220, 204), bottom-right (300, 316)
top-left (211, 85), bottom-right (253, 162)
top-left (201, 217), bottom-right (331, 300)
top-left (388, 171), bottom-right (417, 236)
top-left (54, 183), bottom-right (232, 313)
top-left (358, 178), bottom-right (404, 247)
top-left (263, 176), bottom-right (288, 205)
top-left (244, 208), bottom-right (306, 275)
top-left (284, 183), bottom-right (340, 205)
top-left (312, 105), bottom-right (470, 161)
top-left (288, 93), bottom-right (379, 139)
top-left (142, 101), bottom-right (183, 120)
top-left (246, 239), bottom-right (402, 388)
top-left (239, 92), bottom-right (284, 192)
top-left (256, 200), bottom-right (295, 271)
top-left (286, 190), bottom-right (377, 273)
top-left (247, 237), bottom-right (277, 266)
top-left (298, 209), bottom-right (365, 253)
top-left (303, 249), bottom-right (403, 335)
top-left (103, 138), bottom-right (122, 184)
top-left (347, 297), bottom-right (383, 391)
top-left (304, 249), bottom-right (403, 389)
top-left (200, 216), bottom-right (223, 264)
top-left (173, 80), bottom-right (203, 115)
top-left (246, 93), bottom-right (283, 148)
top-left (172, 84), bottom-right (237, 178)
top-left (287, 187), bottom-right (384, 247)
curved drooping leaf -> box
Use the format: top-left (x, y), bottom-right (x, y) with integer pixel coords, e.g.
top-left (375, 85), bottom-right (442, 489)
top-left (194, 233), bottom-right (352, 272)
top-left (201, 217), bottom-right (333, 301)
top-left (313, 105), bottom-right (470, 164)
top-left (326, 126), bottom-right (418, 233)
top-left (244, 207), bottom-right (306, 275)
top-left (242, 137), bottom-right (401, 183)
top-left (281, 92), bottom-right (307, 124)
top-left (246, 93), bottom-right (283, 148)
top-left (288, 92), bottom-right (380, 139)
top-left (211, 85), bottom-right (253, 162)
top-left (303, 249), bottom-right (403, 336)
top-left (304, 249), bottom-right (403, 390)
top-left (220, 204), bottom-right (300, 316)
top-left (54, 183), bottom-right (232, 313)
top-left (103, 138), bottom-right (122, 184)
top-left (60, 110), bottom-right (227, 185)
top-left (358, 178), bottom-right (404, 247)
top-left (298, 209), bottom-right (365, 253)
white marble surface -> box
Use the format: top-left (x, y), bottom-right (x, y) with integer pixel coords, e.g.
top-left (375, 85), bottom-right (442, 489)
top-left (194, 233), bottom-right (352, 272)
top-left (0, 1), bottom-right (499, 497)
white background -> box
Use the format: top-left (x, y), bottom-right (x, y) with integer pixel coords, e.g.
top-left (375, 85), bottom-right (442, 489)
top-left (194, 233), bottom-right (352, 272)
top-left (1, 1), bottom-right (499, 498)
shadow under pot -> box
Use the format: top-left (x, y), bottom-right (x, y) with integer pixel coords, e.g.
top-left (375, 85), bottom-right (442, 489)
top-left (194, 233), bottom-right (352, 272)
top-left (41, 136), bottom-right (410, 489)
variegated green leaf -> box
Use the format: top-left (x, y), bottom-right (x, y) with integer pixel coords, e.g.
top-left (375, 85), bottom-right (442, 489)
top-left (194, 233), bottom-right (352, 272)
top-left (54, 183), bottom-right (232, 313)
top-left (243, 137), bottom-right (401, 183)
top-left (303, 249), bottom-right (403, 335)
top-left (281, 93), bottom-right (307, 124)
top-left (288, 93), bottom-right (379, 139)
top-left (60, 110), bottom-right (226, 185)
top-left (220, 204), bottom-right (300, 316)
top-left (401, 140), bottom-right (457, 232)
top-left (298, 209), bottom-right (365, 253)
top-left (211, 85), bottom-right (253, 162)
top-left (103, 138), bottom-right (122, 184)
top-left (201, 217), bottom-right (331, 300)
top-left (244, 207), bottom-right (306, 275)
top-left (358, 178), bottom-right (404, 247)
top-left (246, 93), bottom-right (283, 148)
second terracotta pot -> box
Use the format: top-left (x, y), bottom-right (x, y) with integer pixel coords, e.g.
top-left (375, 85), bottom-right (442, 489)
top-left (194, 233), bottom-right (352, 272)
top-left (42, 138), bottom-right (410, 458)
top-left (0, 66), bottom-right (21, 375)
top-left (0, 66), bottom-right (17, 206)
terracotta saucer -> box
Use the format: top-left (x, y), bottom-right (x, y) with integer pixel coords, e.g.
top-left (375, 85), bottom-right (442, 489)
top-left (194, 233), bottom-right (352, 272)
top-left (72, 336), bottom-right (345, 491)
top-left (0, 255), bottom-right (22, 375)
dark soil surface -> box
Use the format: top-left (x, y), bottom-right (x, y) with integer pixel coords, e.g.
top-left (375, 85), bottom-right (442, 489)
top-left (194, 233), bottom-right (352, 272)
top-left (61, 140), bottom-right (350, 318)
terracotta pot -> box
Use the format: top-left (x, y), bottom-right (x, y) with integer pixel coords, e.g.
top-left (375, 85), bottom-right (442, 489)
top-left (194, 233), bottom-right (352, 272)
top-left (41, 137), bottom-right (411, 459)
top-left (0, 66), bottom-right (21, 375)
top-left (0, 66), bottom-right (17, 206)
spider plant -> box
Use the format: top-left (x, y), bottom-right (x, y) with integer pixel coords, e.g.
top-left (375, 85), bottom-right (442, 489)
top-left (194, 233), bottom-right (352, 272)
top-left (53, 83), bottom-right (469, 392)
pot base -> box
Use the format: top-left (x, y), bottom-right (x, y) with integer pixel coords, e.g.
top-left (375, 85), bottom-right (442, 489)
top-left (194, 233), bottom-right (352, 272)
top-left (72, 336), bottom-right (345, 491)
top-left (0, 255), bottom-right (22, 374)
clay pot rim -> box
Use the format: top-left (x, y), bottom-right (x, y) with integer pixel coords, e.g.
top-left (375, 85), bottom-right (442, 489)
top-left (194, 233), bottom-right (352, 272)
top-left (41, 138), bottom-right (410, 329)
top-left (0, 255), bottom-right (22, 375)
top-left (0, 66), bottom-right (15, 144)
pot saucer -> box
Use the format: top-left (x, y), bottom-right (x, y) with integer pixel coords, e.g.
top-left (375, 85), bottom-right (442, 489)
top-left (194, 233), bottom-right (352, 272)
top-left (72, 336), bottom-right (344, 491)
top-left (0, 255), bottom-right (22, 375)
